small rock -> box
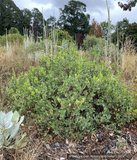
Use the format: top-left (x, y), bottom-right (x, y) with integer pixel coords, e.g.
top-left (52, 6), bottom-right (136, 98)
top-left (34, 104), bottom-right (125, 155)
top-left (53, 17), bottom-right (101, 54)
top-left (78, 150), bottom-right (84, 155)
top-left (54, 142), bottom-right (60, 147)
top-left (68, 148), bottom-right (72, 153)
top-left (101, 145), bottom-right (109, 154)
top-left (96, 133), bottom-right (102, 142)
top-left (46, 144), bottom-right (51, 150)
top-left (60, 158), bottom-right (65, 160)
top-left (106, 150), bottom-right (111, 154)
top-left (66, 139), bottom-right (69, 144)
top-left (68, 143), bottom-right (76, 148)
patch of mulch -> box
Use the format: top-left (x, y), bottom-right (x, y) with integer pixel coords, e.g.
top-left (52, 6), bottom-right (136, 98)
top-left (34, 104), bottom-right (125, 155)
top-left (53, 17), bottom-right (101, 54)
top-left (3, 120), bottom-right (137, 160)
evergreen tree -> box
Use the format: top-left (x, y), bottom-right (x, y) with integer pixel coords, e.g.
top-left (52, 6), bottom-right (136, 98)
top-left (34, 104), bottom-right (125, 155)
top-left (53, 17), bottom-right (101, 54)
top-left (0, 0), bottom-right (22, 35)
top-left (111, 18), bottom-right (129, 48)
top-left (21, 8), bottom-right (32, 34)
top-left (125, 22), bottom-right (137, 48)
top-left (31, 8), bottom-right (44, 36)
top-left (58, 0), bottom-right (90, 39)
top-left (46, 16), bottom-right (57, 33)
top-left (101, 21), bottom-right (115, 40)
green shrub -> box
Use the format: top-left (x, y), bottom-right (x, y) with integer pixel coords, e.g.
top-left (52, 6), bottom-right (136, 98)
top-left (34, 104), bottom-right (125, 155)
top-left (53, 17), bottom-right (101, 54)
top-left (88, 43), bottom-right (105, 57)
top-left (0, 34), bottom-right (24, 46)
top-left (83, 35), bottom-right (98, 50)
top-left (88, 42), bottom-right (116, 57)
top-left (0, 35), bottom-right (7, 46)
top-left (4, 48), bottom-right (134, 139)
top-left (49, 29), bottom-right (74, 46)
top-left (25, 41), bottom-right (45, 53)
top-left (83, 35), bottom-right (107, 51)
top-left (9, 27), bottom-right (20, 34)
top-left (130, 77), bottom-right (137, 116)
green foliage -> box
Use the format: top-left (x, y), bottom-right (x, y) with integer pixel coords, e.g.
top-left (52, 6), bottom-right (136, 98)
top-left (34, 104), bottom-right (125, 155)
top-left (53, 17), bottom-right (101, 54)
top-left (88, 43), bottom-right (106, 58)
top-left (58, 0), bottom-right (90, 38)
top-left (0, 0), bottom-right (22, 35)
top-left (0, 34), bottom-right (24, 46)
top-left (4, 49), bottom-right (134, 139)
top-left (25, 41), bottom-right (45, 53)
top-left (83, 35), bottom-right (107, 51)
top-left (101, 21), bottom-right (115, 40)
top-left (46, 16), bottom-right (57, 34)
top-left (21, 8), bottom-right (32, 33)
top-left (83, 35), bottom-right (98, 50)
top-left (111, 18), bottom-right (129, 48)
top-left (31, 8), bottom-right (44, 36)
top-left (125, 22), bottom-right (137, 48)
top-left (9, 27), bottom-right (20, 34)
top-left (0, 110), bottom-right (27, 150)
top-left (131, 78), bottom-right (137, 116)
top-left (49, 29), bottom-right (74, 46)
top-left (88, 42), bottom-right (117, 59)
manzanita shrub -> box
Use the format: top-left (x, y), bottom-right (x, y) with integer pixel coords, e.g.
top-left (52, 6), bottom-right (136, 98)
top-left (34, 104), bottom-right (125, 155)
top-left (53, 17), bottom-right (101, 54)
top-left (130, 78), bottom-right (137, 116)
top-left (4, 48), bottom-right (135, 139)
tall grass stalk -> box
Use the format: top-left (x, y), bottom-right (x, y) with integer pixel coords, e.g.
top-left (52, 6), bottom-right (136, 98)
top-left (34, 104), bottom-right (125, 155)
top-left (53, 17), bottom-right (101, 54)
top-left (42, 7), bottom-right (46, 40)
top-left (23, 28), bottom-right (30, 49)
top-left (106, 0), bottom-right (111, 68)
top-left (6, 28), bottom-right (9, 54)
top-left (116, 21), bottom-right (119, 67)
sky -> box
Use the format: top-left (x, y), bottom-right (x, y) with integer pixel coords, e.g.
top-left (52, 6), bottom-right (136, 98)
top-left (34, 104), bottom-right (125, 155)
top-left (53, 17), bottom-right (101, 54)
top-left (12, 0), bottom-right (137, 27)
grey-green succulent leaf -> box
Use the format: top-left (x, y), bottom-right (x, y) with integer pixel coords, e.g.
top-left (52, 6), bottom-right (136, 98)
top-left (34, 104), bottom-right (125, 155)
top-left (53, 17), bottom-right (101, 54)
top-left (0, 121), bottom-right (13, 130)
top-left (11, 111), bottom-right (19, 123)
top-left (0, 112), bottom-right (5, 124)
top-left (5, 132), bottom-right (27, 149)
top-left (13, 136), bottom-right (28, 149)
top-left (5, 111), bottom-right (13, 121)
top-left (0, 110), bottom-right (25, 149)
top-left (18, 116), bottom-right (24, 124)
top-left (6, 124), bottom-right (20, 141)
top-left (0, 135), bottom-right (4, 149)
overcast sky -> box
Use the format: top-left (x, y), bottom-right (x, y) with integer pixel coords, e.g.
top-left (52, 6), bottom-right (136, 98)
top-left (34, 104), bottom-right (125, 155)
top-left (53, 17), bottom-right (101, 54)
top-left (12, 0), bottom-right (137, 26)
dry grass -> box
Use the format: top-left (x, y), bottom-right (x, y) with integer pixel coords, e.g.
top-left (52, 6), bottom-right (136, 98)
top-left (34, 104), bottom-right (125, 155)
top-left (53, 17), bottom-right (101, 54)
top-left (0, 42), bottom-right (39, 107)
top-left (83, 36), bottom-right (137, 82)
top-left (120, 37), bottom-right (137, 82)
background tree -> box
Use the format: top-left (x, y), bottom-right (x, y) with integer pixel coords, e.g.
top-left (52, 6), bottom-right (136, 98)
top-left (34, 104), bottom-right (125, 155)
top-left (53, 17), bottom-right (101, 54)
top-left (46, 16), bottom-right (58, 36)
top-left (89, 19), bottom-right (103, 38)
top-left (21, 8), bottom-right (32, 34)
top-left (76, 33), bottom-right (85, 50)
top-left (29, 18), bottom-right (39, 41)
top-left (101, 21), bottom-right (115, 40)
top-left (125, 22), bottom-right (137, 48)
top-left (9, 27), bottom-right (20, 34)
top-left (0, 0), bottom-right (22, 35)
top-left (58, 0), bottom-right (90, 39)
top-left (31, 8), bottom-right (45, 36)
top-left (111, 17), bottom-right (129, 48)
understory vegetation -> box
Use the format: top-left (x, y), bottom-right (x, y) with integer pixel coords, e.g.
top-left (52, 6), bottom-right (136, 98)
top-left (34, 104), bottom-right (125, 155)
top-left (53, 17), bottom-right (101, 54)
top-left (3, 48), bottom-right (135, 140)
top-left (0, 18), bottom-right (137, 160)
top-left (1, 0), bottom-right (137, 159)
top-left (0, 31), bottom-right (137, 140)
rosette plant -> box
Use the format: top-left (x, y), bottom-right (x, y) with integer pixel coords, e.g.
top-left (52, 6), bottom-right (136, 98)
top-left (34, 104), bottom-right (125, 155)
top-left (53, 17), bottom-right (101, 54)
top-left (0, 110), bottom-right (26, 159)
